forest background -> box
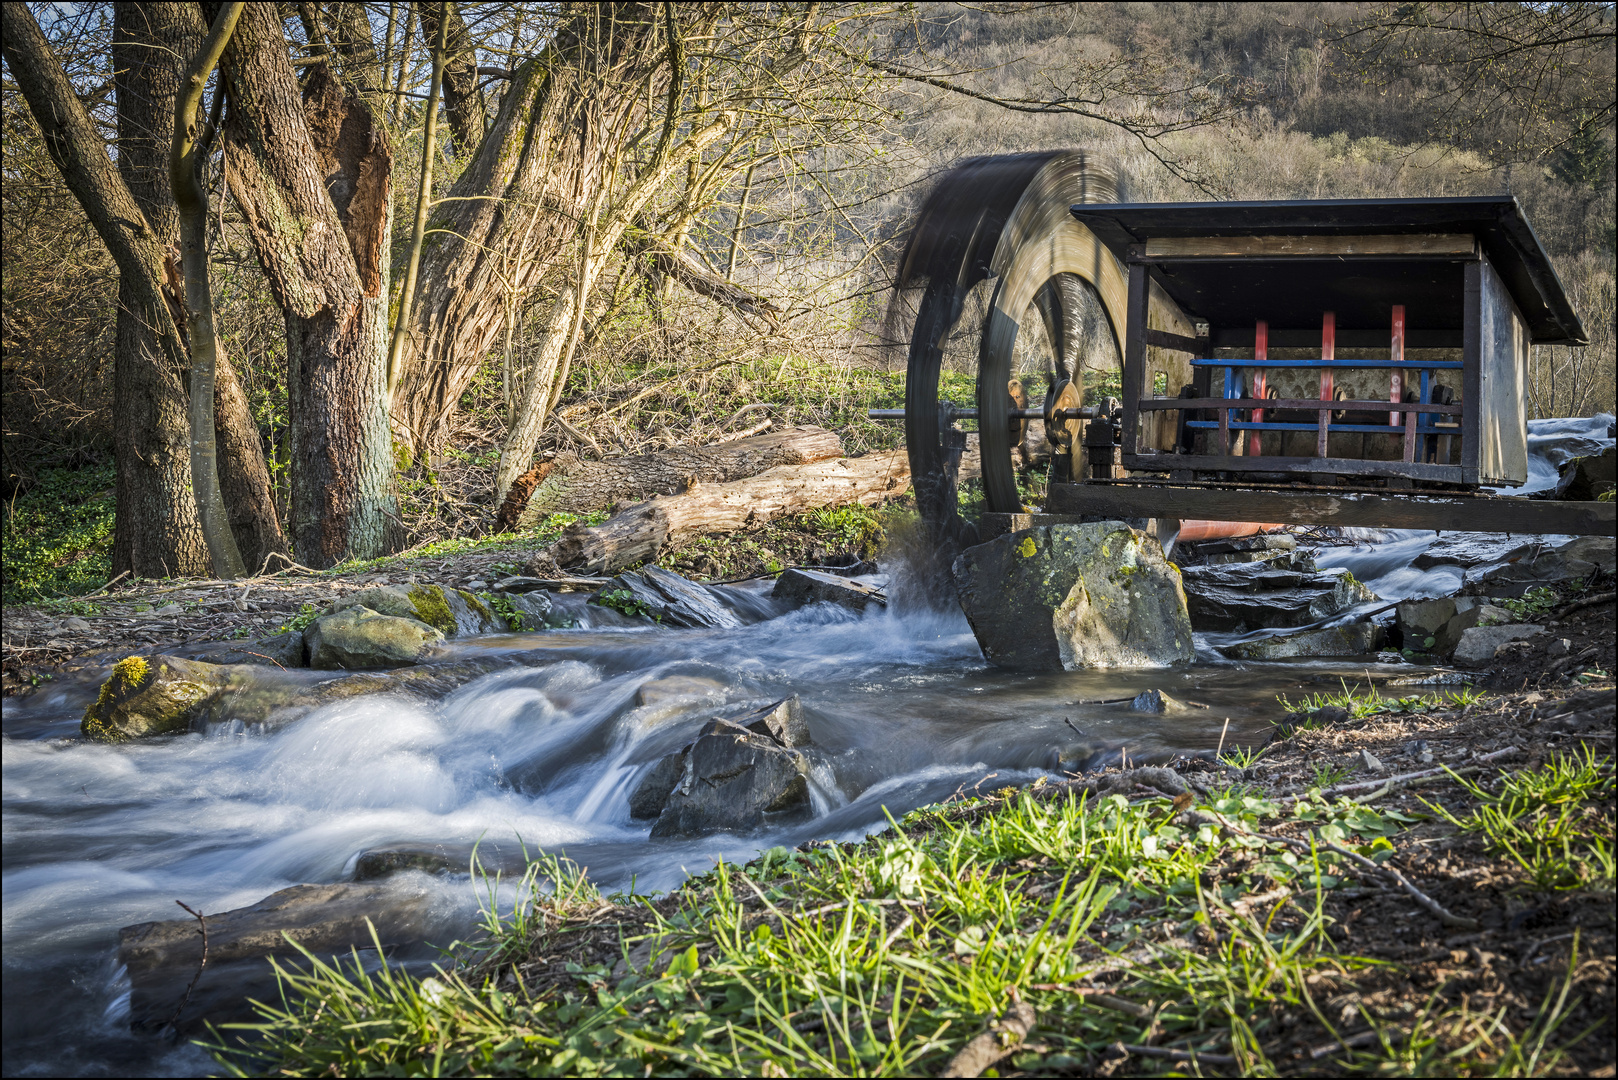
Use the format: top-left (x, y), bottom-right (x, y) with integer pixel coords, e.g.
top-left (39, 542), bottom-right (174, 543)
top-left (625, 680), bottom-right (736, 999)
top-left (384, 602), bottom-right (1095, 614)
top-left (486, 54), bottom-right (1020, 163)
top-left (3, 1), bottom-right (1614, 602)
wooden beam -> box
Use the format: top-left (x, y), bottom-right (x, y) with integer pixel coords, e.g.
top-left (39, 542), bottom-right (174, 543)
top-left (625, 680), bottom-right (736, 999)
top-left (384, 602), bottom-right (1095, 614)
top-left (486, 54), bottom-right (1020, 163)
top-left (1043, 484), bottom-right (1615, 535)
top-left (1140, 234), bottom-right (1478, 259)
top-left (1143, 327), bottom-right (1205, 353)
top-left (1122, 452), bottom-right (1464, 482)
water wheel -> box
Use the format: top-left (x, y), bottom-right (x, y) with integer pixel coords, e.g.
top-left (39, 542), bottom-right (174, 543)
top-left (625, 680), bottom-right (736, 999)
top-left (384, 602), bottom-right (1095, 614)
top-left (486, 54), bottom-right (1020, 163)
top-left (888, 151), bottom-right (1130, 551)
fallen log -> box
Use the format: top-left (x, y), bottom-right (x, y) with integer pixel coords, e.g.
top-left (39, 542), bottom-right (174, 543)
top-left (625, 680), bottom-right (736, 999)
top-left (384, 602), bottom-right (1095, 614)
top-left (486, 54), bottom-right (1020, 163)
top-left (553, 450), bottom-right (911, 574)
top-left (501, 425), bottom-right (845, 530)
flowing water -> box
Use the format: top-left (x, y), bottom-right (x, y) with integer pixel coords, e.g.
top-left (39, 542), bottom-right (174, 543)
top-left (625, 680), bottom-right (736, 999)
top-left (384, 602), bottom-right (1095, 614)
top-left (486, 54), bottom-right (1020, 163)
top-left (4, 413), bottom-right (1610, 1077)
top-left (5, 589), bottom-right (1365, 1077)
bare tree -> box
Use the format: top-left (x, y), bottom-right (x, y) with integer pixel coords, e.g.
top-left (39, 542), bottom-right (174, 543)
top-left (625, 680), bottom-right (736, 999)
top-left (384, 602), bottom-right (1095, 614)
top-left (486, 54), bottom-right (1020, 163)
top-left (1333, 2), bottom-right (1616, 164)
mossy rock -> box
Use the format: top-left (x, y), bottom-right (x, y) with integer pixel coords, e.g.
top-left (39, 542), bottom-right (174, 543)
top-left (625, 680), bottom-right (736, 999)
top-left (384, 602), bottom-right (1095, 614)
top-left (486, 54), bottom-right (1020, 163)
top-left (82, 655), bottom-right (228, 742)
top-left (330, 584), bottom-right (502, 637)
top-left (305, 607), bottom-right (445, 670)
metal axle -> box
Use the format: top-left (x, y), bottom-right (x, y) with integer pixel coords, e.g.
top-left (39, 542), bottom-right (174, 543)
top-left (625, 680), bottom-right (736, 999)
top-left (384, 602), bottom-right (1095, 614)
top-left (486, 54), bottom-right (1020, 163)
top-left (866, 406), bottom-right (1095, 421)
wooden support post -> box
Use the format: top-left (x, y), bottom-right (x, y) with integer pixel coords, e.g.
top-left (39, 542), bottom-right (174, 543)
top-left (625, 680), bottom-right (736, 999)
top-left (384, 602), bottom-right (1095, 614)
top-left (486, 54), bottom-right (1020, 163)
top-left (1393, 305), bottom-right (1416, 463)
top-left (1122, 263), bottom-right (1148, 458)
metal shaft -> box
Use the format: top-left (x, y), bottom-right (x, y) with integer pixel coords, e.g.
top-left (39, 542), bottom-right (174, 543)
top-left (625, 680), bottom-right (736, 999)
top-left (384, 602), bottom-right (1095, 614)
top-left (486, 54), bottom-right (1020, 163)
top-left (866, 407), bottom-right (1095, 421)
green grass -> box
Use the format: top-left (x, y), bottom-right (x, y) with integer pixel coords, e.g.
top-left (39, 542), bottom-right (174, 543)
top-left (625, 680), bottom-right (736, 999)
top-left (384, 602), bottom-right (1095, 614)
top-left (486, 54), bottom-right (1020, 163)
top-left (1427, 749), bottom-right (1615, 892)
top-left (1277, 680), bottom-right (1485, 723)
top-left (2, 465), bottom-right (116, 603)
top-left (206, 777), bottom-right (1601, 1077)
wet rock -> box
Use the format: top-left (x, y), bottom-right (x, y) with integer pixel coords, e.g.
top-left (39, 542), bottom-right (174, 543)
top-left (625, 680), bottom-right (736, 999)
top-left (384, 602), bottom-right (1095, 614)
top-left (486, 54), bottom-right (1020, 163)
top-left (501, 589), bottom-right (578, 630)
top-left (730, 695), bottom-right (812, 748)
top-left (629, 697), bottom-right (811, 826)
top-left (198, 630), bottom-right (308, 668)
top-left (953, 522), bottom-right (1194, 672)
top-left (351, 841), bottom-right (527, 880)
top-left (1185, 533), bottom-right (1297, 565)
top-left (1460, 535), bottom-right (1616, 598)
top-left (1129, 689), bottom-right (1200, 713)
top-left (1553, 445), bottom-right (1616, 501)
top-left (629, 753), bottom-right (688, 819)
top-left (1180, 552), bottom-right (1377, 633)
top-left (649, 718), bottom-right (813, 837)
top-left (635, 675), bottom-right (726, 707)
top-left (81, 655), bottom-right (231, 741)
top-left (305, 606), bottom-right (445, 670)
top-left (1218, 620), bottom-right (1380, 660)
top-left (1453, 624), bottom-right (1544, 667)
top-left (591, 566), bottom-right (744, 628)
top-left (1413, 533), bottom-right (1536, 571)
top-left (772, 567), bottom-right (886, 612)
top-left (331, 583), bottom-right (502, 637)
top-left (118, 883), bottom-right (433, 1033)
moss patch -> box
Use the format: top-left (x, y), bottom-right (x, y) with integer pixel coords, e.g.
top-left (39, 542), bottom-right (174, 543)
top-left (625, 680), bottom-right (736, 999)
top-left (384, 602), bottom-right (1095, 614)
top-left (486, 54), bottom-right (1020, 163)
top-left (405, 585), bottom-right (457, 635)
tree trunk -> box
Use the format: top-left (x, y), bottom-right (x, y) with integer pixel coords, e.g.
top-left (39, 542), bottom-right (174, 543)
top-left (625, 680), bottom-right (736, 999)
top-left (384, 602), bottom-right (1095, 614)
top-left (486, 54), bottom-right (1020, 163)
top-left (413, 0), bottom-right (483, 153)
top-left (123, 3), bottom-right (287, 575)
top-left (217, 3), bottom-right (402, 568)
top-left (552, 450), bottom-right (911, 574)
top-left (4, 3), bottom-right (207, 580)
top-left (503, 425), bottom-right (844, 528)
top-left (171, 2), bottom-right (248, 579)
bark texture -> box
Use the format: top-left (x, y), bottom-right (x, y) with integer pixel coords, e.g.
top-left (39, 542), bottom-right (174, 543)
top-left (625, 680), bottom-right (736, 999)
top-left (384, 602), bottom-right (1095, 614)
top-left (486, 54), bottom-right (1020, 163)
top-left (218, 4), bottom-right (402, 567)
top-left (552, 450), bottom-right (911, 574)
top-left (510, 426), bottom-right (843, 527)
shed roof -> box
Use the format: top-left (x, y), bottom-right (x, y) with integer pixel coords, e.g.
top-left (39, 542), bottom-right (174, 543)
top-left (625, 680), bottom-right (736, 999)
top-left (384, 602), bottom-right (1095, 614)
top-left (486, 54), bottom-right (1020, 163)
top-left (1070, 196), bottom-right (1586, 345)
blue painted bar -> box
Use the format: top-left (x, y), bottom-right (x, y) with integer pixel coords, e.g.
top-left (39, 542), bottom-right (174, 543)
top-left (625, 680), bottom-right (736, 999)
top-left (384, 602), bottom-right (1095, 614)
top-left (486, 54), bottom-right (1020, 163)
top-left (1187, 420), bottom-right (1459, 434)
top-left (1189, 359), bottom-right (1463, 369)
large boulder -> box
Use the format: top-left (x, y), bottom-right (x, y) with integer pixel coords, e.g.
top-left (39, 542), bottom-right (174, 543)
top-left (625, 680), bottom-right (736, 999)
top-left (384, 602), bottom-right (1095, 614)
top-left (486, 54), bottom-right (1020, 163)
top-left (952, 522), bottom-right (1194, 672)
top-left (1460, 535), bottom-right (1616, 598)
top-left (81, 655), bottom-right (231, 741)
top-left (305, 607), bottom-right (445, 670)
top-left (500, 589), bottom-right (578, 630)
top-left (590, 565), bottom-right (743, 628)
top-left (1433, 602), bottom-right (1514, 656)
top-left (331, 583), bottom-right (502, 637)
top-left (1413, 533), bottom-right (1537, 571)
top-left (118, 883), bottom-right (433, 1033)
top-left (1179, 551), bottom-right (1377, 633)
top-left (647, 719), bottom-right (813, 837)
top-left (772, 567), bottom-right (886, 612)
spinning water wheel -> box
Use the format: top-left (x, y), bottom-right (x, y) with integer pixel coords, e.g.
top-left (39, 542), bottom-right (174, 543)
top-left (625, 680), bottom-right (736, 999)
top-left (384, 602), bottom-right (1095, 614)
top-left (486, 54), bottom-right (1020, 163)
top-left (876, 152), bottom-right (1132, 548)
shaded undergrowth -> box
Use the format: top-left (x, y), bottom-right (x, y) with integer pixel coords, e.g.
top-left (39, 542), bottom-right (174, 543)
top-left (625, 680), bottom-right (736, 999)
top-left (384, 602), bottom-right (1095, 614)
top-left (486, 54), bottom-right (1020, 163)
top-left (211, 753), bottom-right (1613, 1077)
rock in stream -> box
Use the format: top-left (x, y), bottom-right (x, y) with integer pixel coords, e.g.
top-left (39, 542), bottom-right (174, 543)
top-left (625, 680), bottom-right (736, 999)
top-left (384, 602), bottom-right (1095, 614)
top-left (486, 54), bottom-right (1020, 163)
top-left (1179, 550), bottom-right (1376, 633)
top-left (952, 522), bottom-right (1195, 672)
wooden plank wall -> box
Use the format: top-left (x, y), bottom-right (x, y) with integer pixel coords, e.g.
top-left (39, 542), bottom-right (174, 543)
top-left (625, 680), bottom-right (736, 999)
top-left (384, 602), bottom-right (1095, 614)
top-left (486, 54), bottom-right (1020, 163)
top-left (1477, 257), bottom-right (1530, 486)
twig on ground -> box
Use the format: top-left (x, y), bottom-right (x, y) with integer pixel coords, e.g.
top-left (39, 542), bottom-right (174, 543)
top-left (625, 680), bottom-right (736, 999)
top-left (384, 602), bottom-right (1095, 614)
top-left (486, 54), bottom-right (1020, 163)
top-left (1124, 1043), bottom-right (1239, 1066)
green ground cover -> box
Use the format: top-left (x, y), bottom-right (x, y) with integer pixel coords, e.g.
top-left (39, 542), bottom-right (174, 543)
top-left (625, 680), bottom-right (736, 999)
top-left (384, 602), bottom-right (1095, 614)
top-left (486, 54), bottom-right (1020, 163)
top-left (212, 752), bottom-right (1612, 1077)
top-left (1, 465), bottom-right (115, 604)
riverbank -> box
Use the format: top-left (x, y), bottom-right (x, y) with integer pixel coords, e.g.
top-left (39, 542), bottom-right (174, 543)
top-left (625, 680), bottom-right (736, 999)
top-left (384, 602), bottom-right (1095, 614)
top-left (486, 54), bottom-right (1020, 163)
top-left (208, 667), bottom-right (1615, 1078)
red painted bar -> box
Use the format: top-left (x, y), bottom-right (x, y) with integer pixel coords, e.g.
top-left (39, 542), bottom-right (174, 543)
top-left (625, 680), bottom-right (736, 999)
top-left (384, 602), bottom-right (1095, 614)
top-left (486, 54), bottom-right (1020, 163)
top-left (1251, 320), bottom-right (1267, 456)
top-left (1393, 305), bottom-right (1417, 463)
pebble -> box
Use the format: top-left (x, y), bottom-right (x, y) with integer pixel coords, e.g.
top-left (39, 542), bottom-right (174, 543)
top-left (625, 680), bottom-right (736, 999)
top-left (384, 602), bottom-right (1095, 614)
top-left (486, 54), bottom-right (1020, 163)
top-left (1358, 748), bottom-right (1386, 774)
top-left (466, 580), bottom-right (488, 591)
top-left (1546, 638), bottom-right (1573, 657)
top-left (153, 603), bottom-right (183, 616)
top-left (61, 617), bottom-right (91, 631)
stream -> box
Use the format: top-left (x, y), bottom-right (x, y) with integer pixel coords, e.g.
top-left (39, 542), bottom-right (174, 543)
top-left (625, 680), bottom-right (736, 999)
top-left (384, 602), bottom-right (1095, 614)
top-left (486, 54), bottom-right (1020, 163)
top-left (3, 414), bottom-right (1610, 1077)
